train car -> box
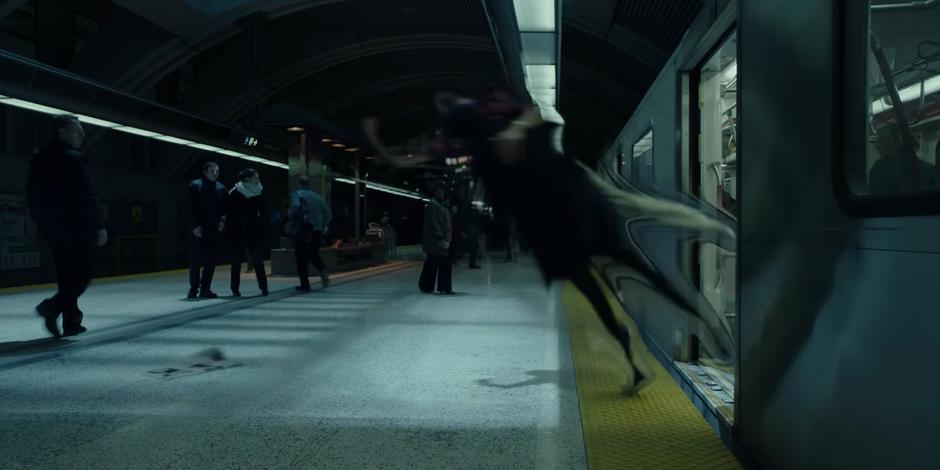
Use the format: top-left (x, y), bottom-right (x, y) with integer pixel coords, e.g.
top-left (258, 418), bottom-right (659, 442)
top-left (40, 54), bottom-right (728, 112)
top-left (596, 0), bottom-right (940, 468)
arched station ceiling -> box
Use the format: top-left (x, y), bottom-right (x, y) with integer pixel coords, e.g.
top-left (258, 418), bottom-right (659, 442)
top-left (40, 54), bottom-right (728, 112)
top-left (1, 0), bottom-right (703, 167)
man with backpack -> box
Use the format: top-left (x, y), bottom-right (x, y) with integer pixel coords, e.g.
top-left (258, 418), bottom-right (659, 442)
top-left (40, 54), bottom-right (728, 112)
top-left (286, 176), bottom-right (331, 291)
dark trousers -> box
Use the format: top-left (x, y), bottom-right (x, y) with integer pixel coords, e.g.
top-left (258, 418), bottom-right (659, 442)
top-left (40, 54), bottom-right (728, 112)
top-left (48, 241), bottom-right (95, 330)
top-left (229, 241), bottom-right (267, 293)
top-left (419, 254), bottom-right (453, 293)
top-left (189, 235), bottom-right (218, 291)
top-left (294, 230), bottom-right (325, 287)
top-left (468, 234), bottom-right (481, 267)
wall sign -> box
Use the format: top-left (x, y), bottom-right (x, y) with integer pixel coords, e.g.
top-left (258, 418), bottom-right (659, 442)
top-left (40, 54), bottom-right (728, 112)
top-left (0, 194), bottom-right (40, 269)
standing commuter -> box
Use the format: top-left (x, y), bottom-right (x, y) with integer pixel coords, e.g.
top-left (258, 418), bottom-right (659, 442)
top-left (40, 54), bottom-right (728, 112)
top-left (287, 176), bottom-right (331, 291)
top-left (868, 122), bottom-right (939, 194)
top-left (225, 168), bottom-right (268, 297)
top-left (188, 162), bottom-right (226, 299)
top-left (379, 211), bottom-right (397, 258)
top-left (419, 186), bottom-right (453, 294)
top-left (26, 115), bottom-right (108, 337)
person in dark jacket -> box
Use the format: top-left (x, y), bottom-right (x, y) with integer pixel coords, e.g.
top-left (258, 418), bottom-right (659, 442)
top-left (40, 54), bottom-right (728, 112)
top-left (26, 115), bottom-right (108, 338)
top-left (225, 168), bottom-right (268, 297)
top-left (419, 186), bottom-right (453, 294)
top-left (188, 162), bottom-right (226, 299)
top-left (286, 176), bottom-right (332, 291)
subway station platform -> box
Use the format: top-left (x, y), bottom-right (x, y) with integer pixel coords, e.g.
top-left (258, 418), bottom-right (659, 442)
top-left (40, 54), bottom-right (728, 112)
top-left (0, 255), bottom-right (737, 469)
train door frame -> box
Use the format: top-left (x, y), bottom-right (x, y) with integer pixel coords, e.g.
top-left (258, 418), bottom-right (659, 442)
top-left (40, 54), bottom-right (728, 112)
top-left (684, 25), bottom-right (739, 366)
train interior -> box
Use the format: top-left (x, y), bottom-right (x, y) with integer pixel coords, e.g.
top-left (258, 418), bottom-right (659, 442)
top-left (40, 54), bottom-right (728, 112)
top-left (864, 5), bottom-right (940, 195)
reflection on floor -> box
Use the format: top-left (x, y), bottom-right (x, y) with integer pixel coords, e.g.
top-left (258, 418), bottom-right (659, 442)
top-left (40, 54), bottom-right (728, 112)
top-left (0, 257), bottom-right (588, 469)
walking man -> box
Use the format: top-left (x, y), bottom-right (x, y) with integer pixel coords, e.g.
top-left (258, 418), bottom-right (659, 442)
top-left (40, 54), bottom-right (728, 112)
top-left (27, 115), bottom-right (108, 337)
top-left (188, 162), bottom-right (226, 299)
top-left (287, 176), bottom-right (331, 291)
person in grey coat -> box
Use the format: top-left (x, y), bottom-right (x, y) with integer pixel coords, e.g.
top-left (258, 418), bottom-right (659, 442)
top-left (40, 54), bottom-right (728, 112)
top-left (419, 186), bottom-right (453, 294)
top-left (286, 176), bottom-right (331, 291)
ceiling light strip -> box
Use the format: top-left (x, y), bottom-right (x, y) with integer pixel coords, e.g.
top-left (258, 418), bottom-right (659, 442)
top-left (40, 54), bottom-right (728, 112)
top-left (0, 95), bottom-right (288, 169)
top-left (332, 177), bottom-right (429, 201)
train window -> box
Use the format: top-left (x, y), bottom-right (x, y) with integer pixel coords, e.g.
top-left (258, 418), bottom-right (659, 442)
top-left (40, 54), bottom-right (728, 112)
top-left (632, 127), bottom-right (654, 185)
top-left (842, 2), bottom-right (940, 214)
top-left (697, 33), bottom-right (737, 217)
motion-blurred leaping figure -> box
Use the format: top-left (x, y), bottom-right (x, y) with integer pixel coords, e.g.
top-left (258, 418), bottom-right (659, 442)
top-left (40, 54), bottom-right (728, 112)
top-left (364, 90), bottom-right (735, 395)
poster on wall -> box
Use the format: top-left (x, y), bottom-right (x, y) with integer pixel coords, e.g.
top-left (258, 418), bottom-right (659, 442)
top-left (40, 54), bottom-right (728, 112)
top-left (0, 194), bottom-right (40, 269)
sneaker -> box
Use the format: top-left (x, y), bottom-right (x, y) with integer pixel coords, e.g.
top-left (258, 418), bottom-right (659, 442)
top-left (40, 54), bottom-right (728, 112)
top-left (295, 285), bottom-right (311, 292)
top-left (438, 290), bottom-right (456, 295)
top-left (199, 291), bottom-right (219, 299)
top-left (321, 273), bottom-right (331, 288)
top-left (187, 288), bottom-right (198, 299)
top-left (232, 291), bottom-right (242, 297)
top-left (62, 325), bottom-right (87, 337)
top-left (260, 289), bottom-right (269, 297)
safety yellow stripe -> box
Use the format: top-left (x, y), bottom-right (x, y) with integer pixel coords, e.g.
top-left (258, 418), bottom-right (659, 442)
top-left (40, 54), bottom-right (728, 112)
top-left (561, 280), bottom-right (740, 469)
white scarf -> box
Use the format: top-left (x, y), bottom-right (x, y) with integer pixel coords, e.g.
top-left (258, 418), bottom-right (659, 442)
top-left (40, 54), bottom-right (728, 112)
top-left (233, 180), bottom-right (263, 198)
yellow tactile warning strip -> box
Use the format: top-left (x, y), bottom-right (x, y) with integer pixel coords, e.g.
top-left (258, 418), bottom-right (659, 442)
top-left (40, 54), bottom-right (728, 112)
top-left (561, 279), bottom-right (741, 470)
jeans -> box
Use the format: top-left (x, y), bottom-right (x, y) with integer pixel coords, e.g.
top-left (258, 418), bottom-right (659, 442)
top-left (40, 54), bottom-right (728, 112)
top-left (294, 230), bottom-right (325, 287)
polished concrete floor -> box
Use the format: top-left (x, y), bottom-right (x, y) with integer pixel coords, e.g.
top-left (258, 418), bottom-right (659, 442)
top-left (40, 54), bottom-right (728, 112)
top-left (0, 257), bottom-right (587, 469)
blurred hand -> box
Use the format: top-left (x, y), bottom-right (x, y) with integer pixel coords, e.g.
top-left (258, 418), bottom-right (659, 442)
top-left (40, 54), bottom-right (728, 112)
top-left (362, 116), bottom-right (380, 139)
top-left (96, 229), bottom-right (108, 247)
top-left (439, 240), bottom-right (450, 250)
top-left (193, 226), bottom-right (203, 238)
top-left (217, 221), bottom-right (225, 232)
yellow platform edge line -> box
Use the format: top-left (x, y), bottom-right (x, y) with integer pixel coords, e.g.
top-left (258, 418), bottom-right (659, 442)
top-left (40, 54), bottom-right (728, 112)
top-left (561, 280), bottom-right (741, 470)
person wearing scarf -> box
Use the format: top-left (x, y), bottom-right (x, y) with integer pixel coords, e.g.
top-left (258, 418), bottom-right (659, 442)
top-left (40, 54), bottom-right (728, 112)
top-left (225, 168), bottom-right (268, 296)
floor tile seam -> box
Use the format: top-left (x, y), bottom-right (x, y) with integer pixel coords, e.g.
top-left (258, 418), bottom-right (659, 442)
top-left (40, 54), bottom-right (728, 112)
top-left (0, 260), bottom-right (418, 296)
top-left (0, 262), bottom-right (422, 373)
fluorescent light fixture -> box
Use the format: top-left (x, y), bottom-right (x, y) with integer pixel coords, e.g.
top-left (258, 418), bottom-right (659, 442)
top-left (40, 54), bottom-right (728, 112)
top-left (216, 149), bottom-right (249, 158)
top-left (187, 142), bottom-right (223, 152)
top-left (521, 32), bottom-right (556, 64)
top-left (331, 142), bottom-right (346, 148)
top-left (153, 134), bottom-right (195, 145)
top-left (332, 177), bottom-right (427, 201)
top-left (530, 89), bottom-right (556, 106)
top-left (75, 114), bottom-right (121, 128)
top-left (537, 105), bottom-right (565, 124)
top-left (286, 126), bottom-right (304, 132)
top-left (872, 74), bottom-right (940, 114)
top-left (321, 137), bottom-right (333, 143)
top-left (722, 61), bottom-right (738, 85)
top-left (113, 126), bottom-right (162, 138)
top-left (525, 64), bottom-right (556, 89)
top-left (0, 97), bottom-right (67, 115)
top-left (513, 0), bottom-right (555, 32)
top-left (0, 94), bottom-right (288, 170)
